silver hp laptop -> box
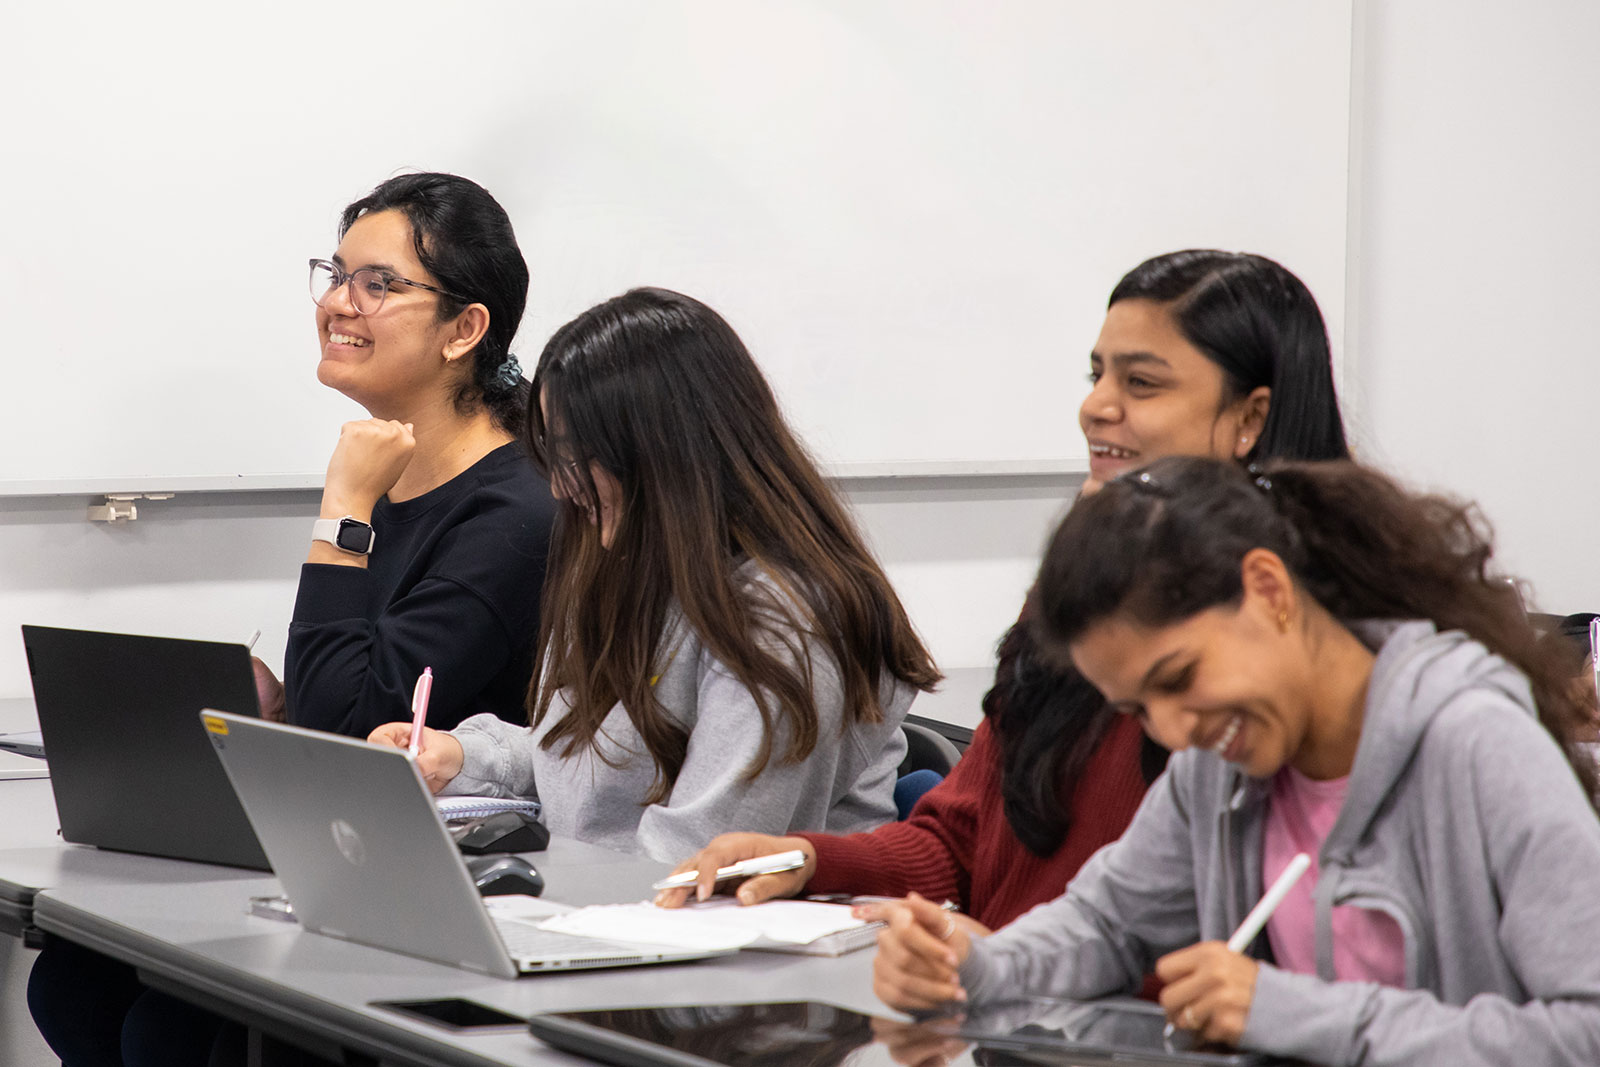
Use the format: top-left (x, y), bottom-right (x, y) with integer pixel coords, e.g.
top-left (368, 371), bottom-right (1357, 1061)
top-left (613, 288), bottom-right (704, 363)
top-left (23, 624), bottom-right (269, 869)
top-left (200, 711), bottom-right (735, 979)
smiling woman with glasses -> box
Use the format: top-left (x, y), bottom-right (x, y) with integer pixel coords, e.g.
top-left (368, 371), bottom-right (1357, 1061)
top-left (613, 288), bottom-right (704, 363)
top-left (27, 172), bottom-right (561, 1067)
top-left (275, 172), bottom-right (557, 739)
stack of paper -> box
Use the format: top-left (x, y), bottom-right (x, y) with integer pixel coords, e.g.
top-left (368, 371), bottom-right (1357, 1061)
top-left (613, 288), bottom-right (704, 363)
top-left (535, 898), bottom-right (881, 956)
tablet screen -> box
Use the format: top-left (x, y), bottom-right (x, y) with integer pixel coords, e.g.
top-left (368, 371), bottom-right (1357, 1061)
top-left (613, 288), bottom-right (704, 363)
top-left (528, 999), bottom-right (1269, 1067)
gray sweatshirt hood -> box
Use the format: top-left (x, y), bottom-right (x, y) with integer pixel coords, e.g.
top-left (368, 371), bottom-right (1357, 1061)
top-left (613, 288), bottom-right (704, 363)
top-left (1325, 619), bottom-right (1535, 865)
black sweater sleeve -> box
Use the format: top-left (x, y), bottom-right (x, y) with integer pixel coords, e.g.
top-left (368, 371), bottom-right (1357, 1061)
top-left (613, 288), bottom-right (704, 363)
top-left (283, 449), bottom-right (554, 736)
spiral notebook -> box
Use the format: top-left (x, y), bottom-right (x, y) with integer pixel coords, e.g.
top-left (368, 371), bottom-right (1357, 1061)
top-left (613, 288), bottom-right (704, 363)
top-left (436, 796), bottom-right (541, 822)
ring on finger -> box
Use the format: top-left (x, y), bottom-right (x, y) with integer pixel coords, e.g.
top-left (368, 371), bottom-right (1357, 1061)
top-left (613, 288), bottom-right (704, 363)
top-left (1182, 1006), bottom-right (1198, 1030)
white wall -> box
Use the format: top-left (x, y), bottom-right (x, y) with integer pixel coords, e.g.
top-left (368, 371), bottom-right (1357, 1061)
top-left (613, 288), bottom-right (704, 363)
top-left (1, 1), bottom-right (1350, 492)
top-left (1349, 0), bottom-right (1600, 614)
top-left (0, 492), bottom-right (315, 700)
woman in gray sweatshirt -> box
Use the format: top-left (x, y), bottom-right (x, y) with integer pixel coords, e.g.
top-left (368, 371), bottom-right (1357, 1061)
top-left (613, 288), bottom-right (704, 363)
top-left (874, 457), bottom-right (1600, 1067)
top-left (371, 287), bottom-right (942, 861)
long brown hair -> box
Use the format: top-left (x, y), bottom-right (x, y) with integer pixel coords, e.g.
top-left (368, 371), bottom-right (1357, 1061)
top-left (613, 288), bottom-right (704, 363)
top-left (1029, 456), bottom-right (1599, 802)
top-left (527, 288), bottom-right (941, 802)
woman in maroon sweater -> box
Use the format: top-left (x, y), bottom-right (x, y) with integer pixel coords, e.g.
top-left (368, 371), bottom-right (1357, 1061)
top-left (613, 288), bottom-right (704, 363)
top-left (803, 619), bottom-right (1152, 930)
top-left (659, 250), bottom-right (1352, 934)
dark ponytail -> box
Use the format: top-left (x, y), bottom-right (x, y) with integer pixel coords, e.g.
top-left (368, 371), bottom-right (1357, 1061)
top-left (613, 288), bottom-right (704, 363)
top-left (340, 172), bottom-right (531, 433)
top-left (986, 619), bottom-right (1120, 856)
top-left (1029, 456), bottom-right (1599, 803)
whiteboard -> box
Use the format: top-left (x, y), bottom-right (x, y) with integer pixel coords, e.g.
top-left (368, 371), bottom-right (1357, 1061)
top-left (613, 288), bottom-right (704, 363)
top-left (0, 1), bottom-right (1351, 494)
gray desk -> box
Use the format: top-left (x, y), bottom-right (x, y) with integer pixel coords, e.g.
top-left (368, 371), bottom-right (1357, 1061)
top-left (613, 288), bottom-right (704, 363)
top-left (0, 844), bottom-right (267, 942)
top-left (0, 690), bottom-right (883, 1066)
top-left (28, 841), bottom-right (883, 1067)
top-left (0, 698), bottom-right (881, 1066)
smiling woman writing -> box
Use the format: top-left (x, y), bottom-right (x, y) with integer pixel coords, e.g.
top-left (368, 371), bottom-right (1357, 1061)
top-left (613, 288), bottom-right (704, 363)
top-left (872, 457), bottom-right (1600, 1067)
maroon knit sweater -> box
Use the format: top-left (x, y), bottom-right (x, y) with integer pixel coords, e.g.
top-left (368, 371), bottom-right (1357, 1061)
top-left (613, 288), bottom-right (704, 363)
top-left (798, 712), bottom-right (1150, 931)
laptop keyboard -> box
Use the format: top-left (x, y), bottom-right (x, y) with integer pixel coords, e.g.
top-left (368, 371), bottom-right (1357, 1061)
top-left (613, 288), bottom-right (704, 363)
top-left (493, 918), bottom-right (650, 967)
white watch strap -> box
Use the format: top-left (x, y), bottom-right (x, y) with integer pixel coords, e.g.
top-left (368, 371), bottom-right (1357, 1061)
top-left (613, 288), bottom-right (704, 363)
top-left (310, 518), bottom-right (341, 545)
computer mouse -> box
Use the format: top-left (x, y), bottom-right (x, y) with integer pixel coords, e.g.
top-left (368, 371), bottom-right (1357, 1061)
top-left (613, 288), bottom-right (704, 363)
top-left (451, 810), bottom-right (550, 855)
top-left (465, 854), bottom-right (545, 897)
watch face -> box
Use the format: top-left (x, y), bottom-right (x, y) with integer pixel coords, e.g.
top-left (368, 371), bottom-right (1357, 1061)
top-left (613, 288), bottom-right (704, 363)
top-left (335, 519), bottom-right (374, 554)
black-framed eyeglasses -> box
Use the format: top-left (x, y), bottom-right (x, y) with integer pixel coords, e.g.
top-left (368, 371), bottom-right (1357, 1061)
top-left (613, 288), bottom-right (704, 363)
top-left (540, 433), bottom-right (589, 496)
top-left (550, 454), bottom-right (586, 494)
top-left (308, 258), bottom-right (467, 316)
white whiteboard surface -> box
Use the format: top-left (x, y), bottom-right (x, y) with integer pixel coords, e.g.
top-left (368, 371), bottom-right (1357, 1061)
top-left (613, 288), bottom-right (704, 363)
top-left (2, 1), bottom-right (1350, 494)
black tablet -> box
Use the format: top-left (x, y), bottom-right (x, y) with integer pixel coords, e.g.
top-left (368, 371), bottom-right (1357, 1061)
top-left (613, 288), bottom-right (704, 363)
top-left (527, 998), bottom-right (1274, 1067)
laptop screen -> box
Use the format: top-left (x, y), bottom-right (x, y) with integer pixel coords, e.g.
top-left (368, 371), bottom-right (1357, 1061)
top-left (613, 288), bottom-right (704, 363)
top-left (23, 624), bottom-right (267, 869)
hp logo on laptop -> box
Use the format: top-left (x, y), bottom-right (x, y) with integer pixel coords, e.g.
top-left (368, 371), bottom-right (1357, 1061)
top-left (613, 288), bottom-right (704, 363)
top-left (330, 819), bottom-right (366, 867)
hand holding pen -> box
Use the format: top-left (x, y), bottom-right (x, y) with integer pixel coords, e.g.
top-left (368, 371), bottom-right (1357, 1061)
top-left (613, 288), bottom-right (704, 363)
top-left (870, 893), bottom-right (972, 1014)
top-left (365, 667), bottom-right (465, 793)
top-left (655, 832), bottom-right (819, 907)
top-left (1157, 852), bottom-right (1312, 1047)
top-left (651, 850), bottom-right (810, 892)
top-left (408, 667), bottom-right (433, 755)
top-left (244, 629), bottom-right (288, 723)
top-left (365, 721), bottom-right (463, 793)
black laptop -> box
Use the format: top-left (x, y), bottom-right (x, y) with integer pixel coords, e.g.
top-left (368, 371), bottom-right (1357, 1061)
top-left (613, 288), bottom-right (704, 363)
top-left (22, 624), bottom-right (270, 870)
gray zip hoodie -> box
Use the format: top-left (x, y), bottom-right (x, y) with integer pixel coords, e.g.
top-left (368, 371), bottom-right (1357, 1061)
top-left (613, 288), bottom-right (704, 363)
top-left (959, 620), bottom-right (1600, 1066)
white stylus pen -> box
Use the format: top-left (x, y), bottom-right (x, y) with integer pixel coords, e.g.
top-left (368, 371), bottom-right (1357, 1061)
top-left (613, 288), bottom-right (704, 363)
top-left (651, 849), bottom-right (808, 891)
top-left (1227, 852), bottom-right (1311, 953)
top-left (1168, 852), bottom-right (1312, 1038)
top-left (1588, 618), bottom-right (1599, 709)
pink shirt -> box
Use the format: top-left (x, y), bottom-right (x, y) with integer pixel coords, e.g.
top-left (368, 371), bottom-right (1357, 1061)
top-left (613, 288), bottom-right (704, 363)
top-left (1262, 766), bottom-right (1406, 986)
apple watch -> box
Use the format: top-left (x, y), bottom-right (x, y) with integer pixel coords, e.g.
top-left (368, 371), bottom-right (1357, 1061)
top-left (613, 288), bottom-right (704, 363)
top-left (311, 516), bottom-right (376, 556)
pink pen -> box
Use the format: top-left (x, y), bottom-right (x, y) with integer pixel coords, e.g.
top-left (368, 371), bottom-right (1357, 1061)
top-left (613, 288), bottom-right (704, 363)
top-left (408, 667), bottom-right (433, 756)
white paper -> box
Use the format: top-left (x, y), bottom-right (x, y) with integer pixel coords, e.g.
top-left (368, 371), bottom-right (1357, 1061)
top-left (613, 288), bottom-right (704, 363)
top-left (537, 899), bottom-right (869, 951)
